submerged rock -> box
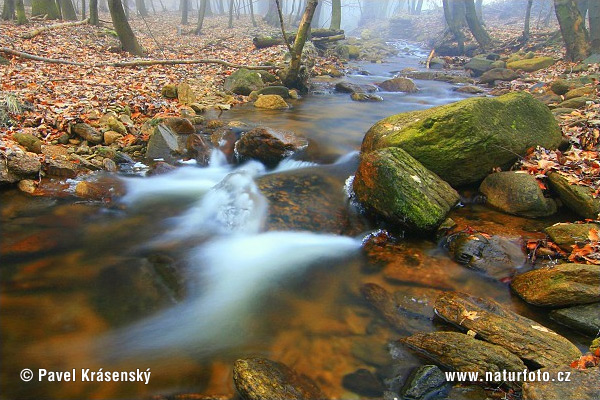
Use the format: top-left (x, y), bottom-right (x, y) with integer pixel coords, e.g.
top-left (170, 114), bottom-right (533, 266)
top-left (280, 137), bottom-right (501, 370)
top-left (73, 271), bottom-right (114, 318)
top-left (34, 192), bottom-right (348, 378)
top-left (434, 291), bottom-right (581, 368)
top-left (550, 303), bottom-right (600, 336)
top-left (399, 365), bottom-right (450, 400)
top-left (224, 68), bottom-right (264, 95)
top-left (233, 358), bottom-right (324, 400)
top-left (341, 369), bottom-right (384, 397)
top-left (399, 332), bottom-right (526, 379)
top-left (354, 147), bottom-right (459, 233)
top-left (250, 86), bottom-right (291, 99)
top-left (479, 171), bottom-right (557, 218)
top-left (235, 127), bottom-right (307, 167)
top-left (548, 172), bottom-right (600, 219)
top-left (523, 367), bottom-right (600, 400)
top-left (361, 92), bottom-right (562, 187)
top-left (377, 77), bottom-right (418, 92)
top-left (511, 264), bottom-right (600, 307)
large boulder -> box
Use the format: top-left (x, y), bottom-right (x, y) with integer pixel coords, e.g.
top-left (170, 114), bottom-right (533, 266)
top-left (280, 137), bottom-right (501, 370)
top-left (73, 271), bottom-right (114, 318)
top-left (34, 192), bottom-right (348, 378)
top-left (13, 132), bottom-right (42, 153)
top-left (377, 77), bottom-right (418, 92)
top-left (353, 147), bottom-right (460, 232)
top-left (511, 264), bottom-right (600, 307)
top-left (479, 171), bottom-right (557, 217)
top-left (235, 126), bottom-right (307, 167)
top-left (361, 92), bottom-right (562, 187)
top-left (224, 68), bottom-right (264, 95)
top-left (464, 56), bottom-right (495, 76)
top-left (548, 172), bottom-right (600, 219)
top-left (233, 358), bottom-right (324, 400)
top-left (435, 291), bottom-right (581, 368)
top-left (507, 56), bottom-right (555, 72)
top-left (334, 82), bottom-right (378, 94)
top-left (145, 124), bottom-right (187, 162)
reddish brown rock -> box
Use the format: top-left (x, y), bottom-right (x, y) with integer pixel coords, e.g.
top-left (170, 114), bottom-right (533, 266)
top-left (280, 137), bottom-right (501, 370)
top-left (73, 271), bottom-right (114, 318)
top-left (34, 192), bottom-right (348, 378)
top-left (235, 126), bottom-right (308, 167)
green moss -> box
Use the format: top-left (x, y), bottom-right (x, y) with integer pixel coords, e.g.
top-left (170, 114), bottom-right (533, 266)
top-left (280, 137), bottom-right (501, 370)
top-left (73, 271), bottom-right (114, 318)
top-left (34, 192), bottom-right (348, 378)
top-left (506, 57), bottom-right (555, 72)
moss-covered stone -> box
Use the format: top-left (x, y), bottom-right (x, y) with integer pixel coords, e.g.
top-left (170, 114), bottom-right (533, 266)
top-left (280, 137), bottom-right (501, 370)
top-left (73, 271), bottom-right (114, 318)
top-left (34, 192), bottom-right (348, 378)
top-left (548, 172), bottom-right (600, 219)
top-left (13, 132), bottom-right (42, 153)
top-left (507, 56), bottom-right (555, 72)
top-left (558, 96), bottom-right (595, 109)
top-left (464, 56), bottom-right (494, 76)
top-left (565, 86), bottom-right (595, 100)
top-left (511, 264), bottom-right (600, 307)
top-left (361, 92), bottom-right (562, 187)
top-left (224, 68), bottom-right (264, 96)
top-left (545, 222), bottom-right (600, 251)
top-left (550, 79), bottom-right (572, 95)
top-left (353, 147), bottom-right (460, 233)
top-left (479, 68), bottom-right (519, 84)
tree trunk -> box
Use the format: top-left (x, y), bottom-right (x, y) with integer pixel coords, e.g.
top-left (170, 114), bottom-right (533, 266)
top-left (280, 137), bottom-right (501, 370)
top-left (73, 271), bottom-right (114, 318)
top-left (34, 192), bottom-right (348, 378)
top-left (58, 0), bottom-right (77, 19)
top-left (312, 0), bottom-right (321, 27)
top-left (475, 0), bottom-right (483, 24)
top-left (81, 0), bottom-right (86, 18)
top-left (218, 0), bottom-right (224, 14)
top-left (283, 0), bottom-right (317, 91)
top-left (136, 0), bottom-right (148, 15)
top-left (415, 0), bottom-right (424, 15)
top-left (522, 0), bottom-right (534, 42)
top-left (248, 0), bottom-right (256, 26)
top-left (89, 0), bottom-right (98, 24)
top-left (329, 0), bottom-right (340, 30)
top-left (16, 0), bottom-right (27, 23)
top-left (264, 0), bottom-right (278, 26)
top-left (577, 0), bottom-right (588, 22)
top-left (108, 0), bottom-right (145, 55)
top-left (450, 0), bottom-right (466, 27)
top-left (32, 0), bottom-right (61, 18)
top-left (554, 0), bottom-right (590, 61)
top-left (465, 0), bottom-right (491, 49)
top-left (442, 0), bottom-right (464, 54)
top-left (195, 0), bottom-right (207, 34)
top-left (181, 0), bottom-right (188, 24)
top-left (2, 0), bottom-right (15, 20)
top-left (590, 0), bottom-right (600, 52)
top-left (227, 0), bottom-right (233, 27)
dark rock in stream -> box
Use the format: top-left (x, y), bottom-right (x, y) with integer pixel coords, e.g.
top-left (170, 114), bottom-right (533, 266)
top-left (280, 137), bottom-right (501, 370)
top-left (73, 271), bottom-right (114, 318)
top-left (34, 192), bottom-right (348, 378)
top-left (399, 332), bottom-right (526, 381)
top-left (399, 365), bottom-right (450, 400)
top-left (377, 77), bottom-right (418, 93)
top-left (146, 124), bottom-right (188, 162)
top-left (334, 81), bottom-right (378, 94)
top-left (233, 358), bottom-right (324, 400)
top-left (186, 133), bottom-right (213, 166)
top-left (342, 368), bottom-right (384, 397)
top-left (234, 126), bottom-right (308, 167)
top-left (511, 264), bottom-right (600, 307)
top-left (550, 303), bottom-right (600, 336)
top-left (434, 291), bottom-right (581, 368)
top-left (523, 367), bottom-right (600, 400)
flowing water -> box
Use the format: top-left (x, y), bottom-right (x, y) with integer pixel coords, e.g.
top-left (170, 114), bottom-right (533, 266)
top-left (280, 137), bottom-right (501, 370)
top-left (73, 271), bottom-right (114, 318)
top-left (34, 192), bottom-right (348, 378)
top-left (0, 43), bottom-right (589, 400)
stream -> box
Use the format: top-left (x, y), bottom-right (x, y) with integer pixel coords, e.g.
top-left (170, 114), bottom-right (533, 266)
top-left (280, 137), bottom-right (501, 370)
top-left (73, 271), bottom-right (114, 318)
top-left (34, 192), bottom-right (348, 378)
top-left (0, 42), bottom-right (589, 399)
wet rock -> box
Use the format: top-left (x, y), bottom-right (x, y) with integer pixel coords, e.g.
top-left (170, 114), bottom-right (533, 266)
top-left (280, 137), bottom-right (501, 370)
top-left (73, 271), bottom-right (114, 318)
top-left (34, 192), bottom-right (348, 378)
top-left (511, 264), bottom-right (600, 307)
top-left (44, 158), bottom-right (79, 178)
top-left (7, 152), bottom-right (41, 180)
top-left (558, 96), bottom-right (595, 109)
top-left (443, 232), bottom-right (526, 280)
top-left (41, 144), bottom-right (69, 158)
top-left (454, 85), bottom-right (484, 94)
top-left (545, 222), bottom-right (600, 251)
top-left (550, 79), bottom-right (572, 95)
top-left (342, 369), bottom-right (384, 397)
top-left (335, 81), bottom-right (378, 93)
top-left (548, 172), bottom-right (600, 219)
top-left (550, 303), bottom-right (600, 336)
top-left (177, 82), bottom-right (196, 105)
top-left (224, 68), bottom-right (264, 95)
top-left (71, 122), bottom-right (103, 144)
top-left (18, 179), bottom-right (37, 194)
top-left (163, 117), bottom-right (195, 135)
top-left (103, 130), bottom-right (123, 145)
top-left (399, 365), bottom-right (450, 400)
top-left (399, 332), bottom-right (526, 379)
top-left (377, 77), bottom-right (418, 92)
top-left (361, 283), bottom-right (433, 334)
top-left (507, 56), bottom-right (555, 72)
top-left (353, 147), bottom-right (460, 232)
top-left (429, 57), bottom-right (446, 69)
top-left (435, 291), bottom-right (582, 368)
top-left (254, 94), bottom-right (289, 110)
top-left (233, 358), bottom-right (324, 400)
top-left (186, 134), bottom-right (212, 166)
top-left (235, 126), bottom-right (307, 167)
top-left (146, 124), bottom-right (186, 162)
top-left (250, 86), bottom-right (291, 100)
top-left (161, 84), bottom-right (178, 98)
top-left (147, 161), bottom-right (176, 176)
top-left (565, 86), bottom-right (595, 100)
top-left (103, 158), bottom-right (117, 172)
top-left (351, 92), bottom-right (383, 101)
top-left (523, 367), bottom-right (599, 400)
top-left (13, 132), bottom-right (42, 153)
top-left (532, 90), bottom-right (562, 105)
top-left (362, 92), bottom-right (562, 187)
top-left (464, 56), bottom-right (495, 76)
top-left (75, 180), bottom-right (115, 200)
top-left (210, 128), bottom-right (238, 161)
top-left (479, 68), bottom-right (519, 84)
top-left (479, 171), bottom-right (557, 217)
top-left (351, 338), bottom-right (392, 367)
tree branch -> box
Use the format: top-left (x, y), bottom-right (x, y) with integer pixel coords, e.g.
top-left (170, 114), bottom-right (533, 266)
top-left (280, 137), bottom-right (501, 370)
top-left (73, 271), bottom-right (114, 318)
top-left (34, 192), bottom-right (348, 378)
top-left (275, 0), bottom-right (293, 53)
top-left (0, 47), bottom-right (278, 70)
top-left (22, 18), bottom-right (90, 39)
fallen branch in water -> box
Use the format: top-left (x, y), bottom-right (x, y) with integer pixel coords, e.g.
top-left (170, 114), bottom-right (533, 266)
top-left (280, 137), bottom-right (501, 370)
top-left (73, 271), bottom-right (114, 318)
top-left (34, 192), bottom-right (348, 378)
top-left (22, 18), bottom-right (90, 39)
top-left (0, 47), bottom-right (278, 70)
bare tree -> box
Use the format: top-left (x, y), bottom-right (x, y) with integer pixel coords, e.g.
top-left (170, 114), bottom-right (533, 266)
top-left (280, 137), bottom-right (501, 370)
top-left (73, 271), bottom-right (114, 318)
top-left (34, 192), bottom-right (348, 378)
top-left (136, 0), bottom-right (148, 16)
top-left (195, 0), bottom-right (207, 34)
top-left (248, 0), bottom-right (257, 26)
top-left (228, 0), bottom-right (233, 27)
top-left (32, 0), bottom-right (61, 19)
top-left (282, 0), bottom-right (318, 90)
top-left (16, 0), bottom-right (27, 23)
top-left (330, 0), bottom-right (340, 30)
top-left (522, 0), bottom-right (534, 42)
top-left (442, 0), bottom-right (464, 54)
top-left (90, 0), bottom-right (99, 24)
top-left (108, 0), bottom-right (145, 55)
top-left (2, 0), bottom-right (15, 20)
top-left (464, 0), bottom-right (491, 49)
top-left (555, 0), bottom-right (590, 60)
top-left (181, 0), bottom-right (189, 24)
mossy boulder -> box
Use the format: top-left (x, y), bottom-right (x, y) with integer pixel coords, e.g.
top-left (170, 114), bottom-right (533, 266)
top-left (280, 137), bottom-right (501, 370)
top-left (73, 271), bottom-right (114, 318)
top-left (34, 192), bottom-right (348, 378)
top-left (224, 68), bottom-right (264, 96)
top-left (377, 77), bottom-right (418, 92)
top-left (361, 92), bottom-right (562, 187)
top-left (558, 96), bottom-right (594, 109)
top-left (545, 222), bottom-right (600, 251)
top-left (249, 86), bottom-right (290, 100)
top-left (464, 56), bottom-right (494, 76)
top-left (479, 68), bottom-right (519, 84)
top-left (511, 264), bottom-right (600, 307)
top-left (565, 86), bottom-right (595, 100)
top-left (13, 132), bottom-right (42, 153)
top-left (548, 172), bottom-right (600, 219)
top-left (254, 94), bottom-right (289, 110)
top-left (353, 147), bottom-right (460, 233)
top-left (550, 79), bottom-right (572, 95)
top-left (507, 56), bottom-right (555, 72)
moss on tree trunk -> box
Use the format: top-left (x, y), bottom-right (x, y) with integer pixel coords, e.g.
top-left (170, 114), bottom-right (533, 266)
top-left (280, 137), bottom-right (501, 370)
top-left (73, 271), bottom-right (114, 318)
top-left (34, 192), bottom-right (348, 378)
top-left (32, 0), bottom-right (61, 19)
top-left (16, 0), bottom-right (27, 24)
top-left (465, 0), bottom-right (491, 49)
top-left (329, 0), bottom-right (340, 30)
top-left (555, 0), bottom-right (590, 61)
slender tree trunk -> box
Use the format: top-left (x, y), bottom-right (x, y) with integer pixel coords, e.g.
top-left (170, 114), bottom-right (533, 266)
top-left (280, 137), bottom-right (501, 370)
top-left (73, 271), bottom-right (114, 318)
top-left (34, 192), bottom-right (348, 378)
top-left (149, 0), bottom-right (156, 13)
top-left (2, 0), bottom-right (15, 20)
top-left (248, 0), bottom-right (256, 26)
top-left (329, 0), bottom-right (340, 30)
top-left (312, 0), bottom-right (321, 27)
top-left (475, 0), bottom-right (483, 24)
top-left (89, 0), bottom-right (98, 24)
top-left (442, 0), bottom-right (464, 54)
top-left (135, 0), bottom-right (148, 15)
top-left (554, 0), bottom-right (590, 61)
top-left (58, 0), bottom-right (77, 19)
top-left (218, 0), bottom-right (224, 14)
top-left (227, 0), bottom-right (233, 27)
top-left (264, 0), bottom-right (278, 25)
top-left (465, 0), bottom-right (491, 49)
top-left (415, 0), bottom-right (424, 15)
top-left (522, 0), bottom-right (534, 42)
top-left (450, 0), bottom-right (466, 27)
top-left (195, 0), bottom-right (207, 33)
top-left (181, 0), bottom-right (188, 23)
top-left (16, 0), bottom-right (27, 23)
top-left (590, 0), bottom-right (600, 52)
top-left (81, 0), bottom-right (86, 18)
top-left (108, 0), bottom-right (145, 55)
top-left (283, 0), bottom-right (317, 90)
